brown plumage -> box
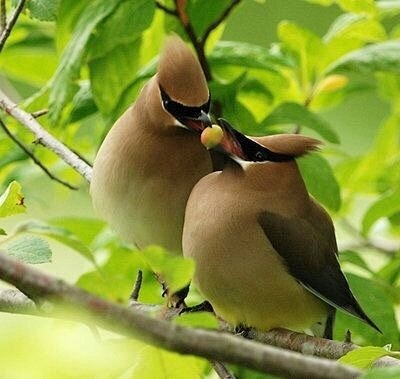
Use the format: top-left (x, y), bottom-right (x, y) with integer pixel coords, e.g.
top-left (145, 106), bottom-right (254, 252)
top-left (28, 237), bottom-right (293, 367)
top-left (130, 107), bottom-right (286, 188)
top-left (183, 127), bottom-right (380, 337)
top-left (90, 36), bottom-right (212, 254)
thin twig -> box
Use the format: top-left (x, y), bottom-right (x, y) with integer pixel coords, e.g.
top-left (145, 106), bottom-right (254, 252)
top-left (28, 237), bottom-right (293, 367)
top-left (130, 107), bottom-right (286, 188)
top-left (0, 90), bottom-right (93, 182)
top-left (31, 109), bottom-right (48, 118)
top-left (154, 1), bottom-right (177, 16)
top-left (0, 253), bottom-right (363, 379)
top-left (0, 0), bottom-right (26, 52)
top-left (0, 0), bottom-right (6, 34)
top-left (201, 0), bottom-right (241, 44)
top-left (129, 270), bottom-right (143, 302)
top-left (211, 360), bottom-right (237, 379)
top-left (0, 117), bottom-right (78, 190)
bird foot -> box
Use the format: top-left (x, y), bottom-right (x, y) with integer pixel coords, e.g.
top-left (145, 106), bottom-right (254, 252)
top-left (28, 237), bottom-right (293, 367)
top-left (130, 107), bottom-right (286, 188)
top-left (344, 329), bottom-right (352, 343)
top-left (179, 300), bottom-right (214, 315)
top-left (234, 324), bottom-right (251, 338)
top-left (159, 282), bottom-right (190, 309)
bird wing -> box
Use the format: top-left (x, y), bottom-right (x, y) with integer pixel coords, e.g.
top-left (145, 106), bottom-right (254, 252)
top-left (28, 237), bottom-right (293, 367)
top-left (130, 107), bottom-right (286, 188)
top-left (258, 199), bottom-right (380, 332)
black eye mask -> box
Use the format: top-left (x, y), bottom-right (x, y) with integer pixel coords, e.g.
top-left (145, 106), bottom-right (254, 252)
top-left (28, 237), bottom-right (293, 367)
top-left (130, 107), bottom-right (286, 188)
top-left (217, 118), bottom-right (294, 163)
top-left (159, 85), bottom-right (210, 120)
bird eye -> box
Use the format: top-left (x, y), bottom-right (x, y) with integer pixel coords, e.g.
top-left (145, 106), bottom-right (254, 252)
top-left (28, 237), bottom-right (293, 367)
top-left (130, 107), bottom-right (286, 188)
top-left (255, 151), bottom-right (264, 161)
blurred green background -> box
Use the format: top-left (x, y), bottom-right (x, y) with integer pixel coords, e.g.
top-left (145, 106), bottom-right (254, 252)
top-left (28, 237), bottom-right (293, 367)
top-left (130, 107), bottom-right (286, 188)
top-left (1, 0), bottom-right (400, 377)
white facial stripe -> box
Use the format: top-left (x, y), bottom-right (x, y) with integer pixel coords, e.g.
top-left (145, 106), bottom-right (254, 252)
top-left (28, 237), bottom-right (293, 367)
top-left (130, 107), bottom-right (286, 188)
top-left (230, 155), bottom-right (270, 169)
top-left (174, 119), bottom-right (188, 129)
top-left (230, 156), bottom-right (253, 169)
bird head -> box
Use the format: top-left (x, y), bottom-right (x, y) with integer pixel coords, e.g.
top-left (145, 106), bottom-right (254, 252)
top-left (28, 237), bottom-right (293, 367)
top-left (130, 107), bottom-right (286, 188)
top-left (201, 118), bottom-right (295, 163)
top-left (201, 118), bottom-right (321, 164)
top-left (157, 36), bottom-right (212, 133)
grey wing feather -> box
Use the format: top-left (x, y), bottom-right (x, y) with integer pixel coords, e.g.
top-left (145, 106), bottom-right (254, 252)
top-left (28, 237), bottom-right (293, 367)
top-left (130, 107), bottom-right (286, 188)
top-left (258, 201), bottom-right (381, 333)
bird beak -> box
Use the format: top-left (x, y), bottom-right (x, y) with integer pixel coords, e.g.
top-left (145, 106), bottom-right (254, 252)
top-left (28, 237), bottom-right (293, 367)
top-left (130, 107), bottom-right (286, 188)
top-left (214, 118), bottom-right (248, 160)
top-left (207, 118), bottom-right (293, 163)
top-left (181, 110), bottom-right (212, 133)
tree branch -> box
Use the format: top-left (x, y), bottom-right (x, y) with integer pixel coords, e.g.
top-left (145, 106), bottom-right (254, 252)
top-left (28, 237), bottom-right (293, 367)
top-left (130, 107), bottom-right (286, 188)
top-left (0, 253), bottom-right (363, 379)
top-left (0, 90), bottom-right (93, 182)
top-left (0, 288), bottom-right (37, 315)
top-left (0, 117), bottom-right (78, 190)
top-left (170, 0), bottom-right (212, 81)
top-left (0, 0), bottom-right (25, 53)
top-left (2, 286), bottom-right (398, 369)
top-left (201, 0), bottom-right (241, 44)
top-left (154, 1), bottom-right (178, 16)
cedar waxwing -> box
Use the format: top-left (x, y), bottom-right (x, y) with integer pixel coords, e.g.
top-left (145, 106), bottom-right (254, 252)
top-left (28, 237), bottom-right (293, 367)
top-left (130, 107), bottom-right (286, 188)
top-left (90, 36), bottom-right (213, 255)
top-left (182, 119), bottom-right (381, 338)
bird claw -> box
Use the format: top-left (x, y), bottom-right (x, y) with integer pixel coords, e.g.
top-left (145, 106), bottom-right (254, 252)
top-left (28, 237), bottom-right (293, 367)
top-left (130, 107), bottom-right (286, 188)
top-left (234, 324), bottom-right (251, 338)
top-left (344, 329), bottom-right (352, 343)
top-left (179, 300), bottom-right (214, 315)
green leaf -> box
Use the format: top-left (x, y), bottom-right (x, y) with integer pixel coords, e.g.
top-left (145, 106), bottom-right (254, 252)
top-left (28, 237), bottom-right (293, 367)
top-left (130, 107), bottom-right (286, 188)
top-left (49, 0), bottom-right (123, 123)
top-left (0, 181), bottom-right (26, 217)
top-left (56, 0), bottom-right (91, 51)
top-left (139, 246), bottom-right (194, 295)
top-left (333, 274), bottom-right (398, 348)
top-left (278, 21), bottom-right (323, 76)
top-left (377, 1), bottom-right (400, 17)
top-left (27, 0), bottom-right (58, 21)
top-left (123, 344), bottom-right (206, 379)
top-left (324, 13), bottom-right (386, 43)
top-left (302, 0), bottom-right (334, 4)
top-left (50, 217), bottom-right (105, 247)
top-left (209, 41), bottom-right (293, 71)
top-left (362, 189), bottom-right (400, 235)
top-left (187, 0), bottom-right (231, 36)
top-left (237, 78), bottom-right (274, 122)
top-left (0, 229), bottom-right (7, 236)
top-left (15, 220), bottom-right (96, 264)
top-left (361, 366), bottom-right (400, 379)
top-left (175, 312), bottom-right (218, 329)
top-left (68, 81), bottom-right (98, 124)
top-left (3, 235), bottom-right (52, 264)
top-left (262, 102), bottom-right (340, 143)
top-left (278, 20), bottom-right (323, 55)
top-left (298, 153), bottom-right (341, 211)
top-left (377, 255), bottom-right (400, 284)
top-left (89, 40), bottom-right (141, 115)
top-left (77, 247), bottom-right (159, 304)
top-left (339, 346), bottom-right (390, 369)
top-left (336, 109), bottom-right (400, 197)
top-left (336, 0), bottom-right (377, 15)
top-left (327, 41), bottom-right (400, 74)
top-left (339, 250), bottom-right (372, 273)
top-left (87, 0), bottom-right (155, 60)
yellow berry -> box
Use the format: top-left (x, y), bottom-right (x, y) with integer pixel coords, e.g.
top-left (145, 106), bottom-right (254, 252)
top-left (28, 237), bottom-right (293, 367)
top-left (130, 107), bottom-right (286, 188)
top-left (201, 124), bottom-right (224, 149)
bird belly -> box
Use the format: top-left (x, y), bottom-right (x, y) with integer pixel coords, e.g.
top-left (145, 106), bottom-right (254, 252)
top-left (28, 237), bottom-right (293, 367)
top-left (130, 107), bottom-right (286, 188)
top-left (184, 219), bottom-right (328, 332)
top-left (91, 173), bottom-right (187, 253)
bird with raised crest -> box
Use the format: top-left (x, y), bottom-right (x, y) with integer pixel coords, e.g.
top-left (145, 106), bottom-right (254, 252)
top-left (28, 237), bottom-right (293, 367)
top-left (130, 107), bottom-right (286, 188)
top-left (91, 36), bottom-right (213, 256)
